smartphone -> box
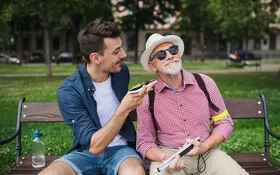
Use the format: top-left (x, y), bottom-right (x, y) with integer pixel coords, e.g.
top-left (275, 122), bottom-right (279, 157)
top-left (128, 80), bottom-right (157, 94)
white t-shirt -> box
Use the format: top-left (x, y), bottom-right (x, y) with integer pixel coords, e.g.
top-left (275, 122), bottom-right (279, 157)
top-left (92, 76), bottom-right (127, 147)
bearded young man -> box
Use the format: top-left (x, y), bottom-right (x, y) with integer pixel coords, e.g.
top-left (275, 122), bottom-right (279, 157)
top-left (136, 33), bottom-right (248, 175)
top-left (39, 18), bottom-right (151, 175)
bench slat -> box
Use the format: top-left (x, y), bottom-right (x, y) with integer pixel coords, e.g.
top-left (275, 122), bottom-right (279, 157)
top-left (3, 156), bottom-right (59, 175)
top-left (21, 98), bottom-right (264, 122)
top-left (225, 99), bottom-right (264, 119)
top-left (21, 102), bottom-right (63, 122)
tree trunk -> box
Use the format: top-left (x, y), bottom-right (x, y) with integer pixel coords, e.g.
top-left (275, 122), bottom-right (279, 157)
top-left (134, 0), bottom-right (139, 64)
top-left (42, 0), bottom-right (52, 77)
top-left (18, 31), bottom-right (25, 62)
top-left (200, 29), bottom-right (205, 62)
top-left (227, 41), bottom-right (231, 54)
top-left (134, 26), bottom-right (139, 64)
top-left (70, 14), bottom-right (82, 65)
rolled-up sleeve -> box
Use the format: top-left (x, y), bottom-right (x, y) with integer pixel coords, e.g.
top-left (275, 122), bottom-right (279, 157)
top-left (212, 113), bottom-right (233, 140)
top-left (136, 96), bottom-right (158, 159)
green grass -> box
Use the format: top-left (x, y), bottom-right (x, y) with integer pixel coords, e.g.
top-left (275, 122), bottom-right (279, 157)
top-left (0, 63), bottom-right (280, 173)
top-left (1, 59), bottom-right (279, 75)
top-left (0, 64), bottom-right (77, 74)
top-left (0, 61), bottom-right (245, 74)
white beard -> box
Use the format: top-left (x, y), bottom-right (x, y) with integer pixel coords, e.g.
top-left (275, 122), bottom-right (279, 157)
top-left (162, 58), bottom-right (182, 76)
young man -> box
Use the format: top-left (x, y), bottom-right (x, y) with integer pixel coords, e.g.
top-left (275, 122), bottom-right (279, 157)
top-left (40, 18), bottom-right (150, 175)
top-left (136, 33), bottom-right (249, 175)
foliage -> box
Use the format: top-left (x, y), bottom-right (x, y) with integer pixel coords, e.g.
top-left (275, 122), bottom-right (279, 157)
top-left (0, 3), bottom-right (13, 49)
top-left (176, 0), bottom-right (212, 35)
top-left (114, 0), bottom-right (180, 63)
top-left (115, 0), bottom-right (180, 31)
top-left (208, 0), bottom-right (277, 41)
top-left (1, 0), bottom-right (113, 76)
top-left (176, 0), bottom-right (279, 55)
top-left (175, 0), bottom-right (218, 61)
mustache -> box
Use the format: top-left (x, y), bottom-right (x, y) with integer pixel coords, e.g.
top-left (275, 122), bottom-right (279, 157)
top-left (163, 57), bottom-right (181, 67)
top-left (116, 60), bottom-right (123, 65)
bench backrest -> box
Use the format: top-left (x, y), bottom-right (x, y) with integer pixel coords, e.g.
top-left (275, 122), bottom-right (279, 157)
top-left (21, 99), bottom-right (265, 122)
top-left (21, 102), bottom-right (62, 122)
top-left (17, 93), bottom-right (277, 160)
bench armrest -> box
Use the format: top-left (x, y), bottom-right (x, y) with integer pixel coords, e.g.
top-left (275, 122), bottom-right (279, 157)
top-left (0, 97), bottom-right (25, 160)
top-left (260, 93), bottom-right (280, 140)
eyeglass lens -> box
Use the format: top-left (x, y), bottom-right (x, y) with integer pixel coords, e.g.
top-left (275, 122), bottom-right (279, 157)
top-left (150, 45), bottom-right (178, 61)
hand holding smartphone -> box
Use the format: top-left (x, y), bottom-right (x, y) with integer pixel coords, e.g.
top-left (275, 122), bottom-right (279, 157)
top-left (128, 80), bottom-right (157, 94)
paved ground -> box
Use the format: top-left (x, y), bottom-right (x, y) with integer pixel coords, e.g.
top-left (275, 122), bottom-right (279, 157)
top-left (191, 64), bottom-right (280, 74)
top-left (132, 64), bottom-right (280, 75)
top-left (0, 64), bottom-right (279, 77)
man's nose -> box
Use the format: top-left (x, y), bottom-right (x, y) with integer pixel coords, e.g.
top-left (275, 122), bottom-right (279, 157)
top-left (165, 50), bottom-right (174, 59)
top-left (119, 48), bottom-right (127, 59)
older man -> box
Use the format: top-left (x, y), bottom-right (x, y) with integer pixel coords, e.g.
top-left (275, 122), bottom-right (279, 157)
top-left (136, 33), bottom-right (248, 175)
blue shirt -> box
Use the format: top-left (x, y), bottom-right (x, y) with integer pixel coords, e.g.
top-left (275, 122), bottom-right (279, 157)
top-left (57, 63), bottom-right (136, 153)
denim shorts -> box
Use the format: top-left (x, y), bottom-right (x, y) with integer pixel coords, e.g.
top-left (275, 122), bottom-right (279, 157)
top-left (54, 145), bottom-right (143, 175)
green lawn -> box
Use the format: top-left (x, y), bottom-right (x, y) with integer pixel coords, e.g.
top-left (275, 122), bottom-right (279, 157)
top-left (0, 63), bottom-right (279, 173)
top-left (0, 59), bottom-right (279, 75)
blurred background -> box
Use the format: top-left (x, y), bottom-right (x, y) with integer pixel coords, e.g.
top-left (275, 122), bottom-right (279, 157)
top-left (1, 0), bottom-right (280, 76)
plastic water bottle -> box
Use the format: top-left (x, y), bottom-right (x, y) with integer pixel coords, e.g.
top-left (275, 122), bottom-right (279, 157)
top-left (32, 129), bottom-right (45, 168)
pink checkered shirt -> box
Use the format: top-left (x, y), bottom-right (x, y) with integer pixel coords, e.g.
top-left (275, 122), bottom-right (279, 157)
top-left (136, 70), bottom-right (233, 158)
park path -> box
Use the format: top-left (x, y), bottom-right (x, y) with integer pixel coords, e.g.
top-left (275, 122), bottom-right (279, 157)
top-left (0, 64), bottom-right (279, 77)
top-left (129, 64), bottom-right (279, 75)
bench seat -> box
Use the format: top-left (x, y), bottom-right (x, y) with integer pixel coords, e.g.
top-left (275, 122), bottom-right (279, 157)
top-left (3, 152), bottom-right (279, 175)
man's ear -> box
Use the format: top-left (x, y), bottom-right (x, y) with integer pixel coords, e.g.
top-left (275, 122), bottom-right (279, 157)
top-left (89, 53), bottom-right (100, 64)
top-left (149, 62), bottom-right (157, 72)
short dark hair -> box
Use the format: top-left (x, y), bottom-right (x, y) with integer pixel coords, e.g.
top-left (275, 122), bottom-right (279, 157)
top-left (77, 18), bottom-right (121, 62)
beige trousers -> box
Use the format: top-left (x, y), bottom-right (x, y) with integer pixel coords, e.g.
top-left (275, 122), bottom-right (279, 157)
top-left (149, 146), bottom-right (249, 175)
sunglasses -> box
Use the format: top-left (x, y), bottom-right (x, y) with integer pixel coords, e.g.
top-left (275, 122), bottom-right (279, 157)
top-left (149, 45), bottom-right (179, 61)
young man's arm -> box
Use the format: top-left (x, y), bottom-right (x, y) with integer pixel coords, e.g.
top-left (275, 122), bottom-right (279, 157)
top-left (89, 86), bottom-right (152, 155)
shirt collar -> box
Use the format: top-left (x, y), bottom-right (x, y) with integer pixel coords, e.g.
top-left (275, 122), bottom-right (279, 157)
top-left (155, 69), bottom-right (196, 92)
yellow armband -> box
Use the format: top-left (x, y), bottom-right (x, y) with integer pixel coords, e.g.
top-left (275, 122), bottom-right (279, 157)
top-left (211, 109), bottom-right (229, 122)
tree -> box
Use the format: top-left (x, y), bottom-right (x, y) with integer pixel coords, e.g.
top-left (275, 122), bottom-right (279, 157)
top-left (175, 0), bottom-right (218, 62)
top-left (4, 0), bottom-right (113, 77)
top-left (176, 0), bottom-right (278, 60)
top-left (115, 0), bottom-right (181, 63)
top-left (208, 0), bottom-right (277, 51)
top-left (0, 3), bottom-right (13, 53)
top-left (50, 0), bottom-right (113, 64)
top-left (6, 0), bottom-right (56, 77)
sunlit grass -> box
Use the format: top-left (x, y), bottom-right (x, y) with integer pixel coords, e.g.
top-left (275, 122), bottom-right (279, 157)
top-left (1, 59), bottom-right (279, 75)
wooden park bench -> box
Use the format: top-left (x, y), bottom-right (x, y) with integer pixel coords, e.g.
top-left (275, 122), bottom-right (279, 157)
top-left (226, 56), bottom-right (262, 70)
top-left (1, 93), bottom-right (279, 175)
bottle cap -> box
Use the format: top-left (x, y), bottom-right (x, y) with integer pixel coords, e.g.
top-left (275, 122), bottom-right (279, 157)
top-left (34, 129), bottom-right (42, 138)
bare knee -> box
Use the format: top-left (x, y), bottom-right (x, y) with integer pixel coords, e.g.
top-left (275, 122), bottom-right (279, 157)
top-left (39, 162), bottom-right (76, 175)
top-left (118, 158), bottom-right (145, 175)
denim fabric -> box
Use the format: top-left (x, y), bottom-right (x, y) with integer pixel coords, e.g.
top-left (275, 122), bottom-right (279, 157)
top-left (57, 63), bottom-right (136, 153)
top-left (55, 146), bottom-right (143, 175)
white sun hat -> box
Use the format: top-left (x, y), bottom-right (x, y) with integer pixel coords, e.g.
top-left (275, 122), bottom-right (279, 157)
top-left (140, 33), bottom-right (184, 71)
